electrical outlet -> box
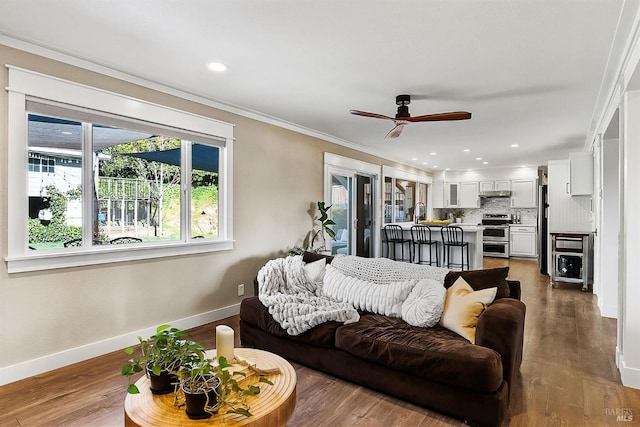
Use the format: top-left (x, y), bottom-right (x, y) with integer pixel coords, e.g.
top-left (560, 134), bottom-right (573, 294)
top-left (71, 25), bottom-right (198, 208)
top-left (237, 283), bottom-right (245, 297)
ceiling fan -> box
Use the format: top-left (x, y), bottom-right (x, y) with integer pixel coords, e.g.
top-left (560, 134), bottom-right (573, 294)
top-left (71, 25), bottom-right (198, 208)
top-left (349, 94), bottom-right (472, 139)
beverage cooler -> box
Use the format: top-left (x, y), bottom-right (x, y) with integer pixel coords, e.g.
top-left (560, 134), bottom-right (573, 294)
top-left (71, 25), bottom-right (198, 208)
top-left (550, 233), bottom-right (592, 291)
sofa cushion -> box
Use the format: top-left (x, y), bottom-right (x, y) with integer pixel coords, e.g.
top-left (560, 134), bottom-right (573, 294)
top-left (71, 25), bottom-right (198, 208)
top-left (444, 267), bottom-right (510, 299)
top-left (439, 277), bottom-right (497, 343)
top-left (335, 314), bottom-right (503, 393)
top-left (303, 257), bottom-right (326, 286)
top-left (323, 264), bottom-right (414, 317)
top-left (239, 296), bottom-right (340, 348)
top-left (302, 251), bottom-right (334, 264)
top-left (400, 278), bottom-right (446, 327)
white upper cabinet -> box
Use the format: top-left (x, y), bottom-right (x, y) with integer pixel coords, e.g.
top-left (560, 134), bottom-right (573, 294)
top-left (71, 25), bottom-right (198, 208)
top-left (480, 180), bottom-right (511, 192)
top-left (569, 151), bottom-right (594, 196)
top-left (510, 179), bottom-right (538, 208)
top-left (495, 180), bottom-right (511, 191)
top-left (479, 181), bottom-right (494, 192)
top-left (459, 181), bottom-right (480, 208)
top-left (444, 182), bottom-right (459, 207)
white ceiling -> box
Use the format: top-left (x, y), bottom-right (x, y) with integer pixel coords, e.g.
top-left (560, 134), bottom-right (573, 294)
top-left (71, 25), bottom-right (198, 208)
top-left (0, 0), bottom-right (632, 171)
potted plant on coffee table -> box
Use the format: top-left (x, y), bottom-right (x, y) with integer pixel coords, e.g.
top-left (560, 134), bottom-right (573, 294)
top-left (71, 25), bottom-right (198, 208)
top-left (178, 355), bottom-right (274, 419)
top-left (179, 358), bottom-right (221, 419)
top-left (121, 324), bottom-right (206, 395)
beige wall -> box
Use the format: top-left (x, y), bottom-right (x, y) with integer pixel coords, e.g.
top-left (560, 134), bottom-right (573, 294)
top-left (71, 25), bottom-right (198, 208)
top-left (0, 44), bottom-right (430, 378)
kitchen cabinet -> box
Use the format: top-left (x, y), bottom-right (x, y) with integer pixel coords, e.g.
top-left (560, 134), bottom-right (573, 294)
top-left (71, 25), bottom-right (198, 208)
top-left (480, 180), bottom-right (511, 192)
top-left (569, 151), bottom-right (593, 196)
top-left (547, 159), bottom-right (592, 233)
top-left (459, 181), bottom-right (480, 207)
top-left (444, 182), bottom-right (459, 207)
top-left (510, 179), bottom-right (537, 208)
top-left (510, 225), bottom-right (537, 257)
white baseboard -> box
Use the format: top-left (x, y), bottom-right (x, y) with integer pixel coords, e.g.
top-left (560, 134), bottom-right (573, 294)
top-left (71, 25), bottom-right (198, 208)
top-left (0, 303), bottom-right (240, 386)
top-left (600, 302), bottom-right (618, 319)
top-left (620, 354), bottom-right (640, 390)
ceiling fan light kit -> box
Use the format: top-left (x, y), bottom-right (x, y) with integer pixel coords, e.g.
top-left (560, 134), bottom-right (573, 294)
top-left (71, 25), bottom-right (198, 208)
top-left (350, 94), bottom-right (471, 139)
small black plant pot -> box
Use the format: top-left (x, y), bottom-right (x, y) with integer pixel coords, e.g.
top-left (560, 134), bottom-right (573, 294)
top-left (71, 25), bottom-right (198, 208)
top-left (147, 363), bottom-right (178, 395)
top-left (181, 376), bottom-right (221, 420)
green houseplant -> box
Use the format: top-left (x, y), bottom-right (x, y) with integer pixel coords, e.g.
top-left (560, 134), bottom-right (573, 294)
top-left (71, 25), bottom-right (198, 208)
top-left (452, 210), bottom-right (464, 223)
top-left (121, 324), bottom-right (205, 395)
top-left (178, 356), bottom-right (273, 419)
top-left (309, 201), bottom-right (336, 252)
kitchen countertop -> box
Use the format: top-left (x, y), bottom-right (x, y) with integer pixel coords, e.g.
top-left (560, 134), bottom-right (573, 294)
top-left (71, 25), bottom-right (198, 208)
top-left (386, 222), bottom-right (483, 232)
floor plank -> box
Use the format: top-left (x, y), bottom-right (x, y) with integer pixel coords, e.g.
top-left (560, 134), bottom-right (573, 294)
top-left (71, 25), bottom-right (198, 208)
top-left (2, 258), bottom-right (640, 426)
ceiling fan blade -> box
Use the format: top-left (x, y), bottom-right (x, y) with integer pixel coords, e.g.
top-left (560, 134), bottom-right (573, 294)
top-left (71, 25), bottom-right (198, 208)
top-left (385, 122), bottom-right (406, 139)
top-left (405, 111), bottom-right (472, 122)
top-left (350, 110), bottom-right (395, 120)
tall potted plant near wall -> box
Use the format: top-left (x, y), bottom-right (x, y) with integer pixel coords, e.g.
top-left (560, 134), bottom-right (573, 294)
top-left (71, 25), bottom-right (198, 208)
top-left (309, 201), bottom-right (336, 252)
top-left (121, 324), bottom-right (206, 395)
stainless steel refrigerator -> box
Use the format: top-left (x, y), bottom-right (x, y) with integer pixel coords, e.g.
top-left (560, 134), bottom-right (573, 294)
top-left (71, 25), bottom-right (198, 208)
top-left (538, 185), bottom-right (548, 274)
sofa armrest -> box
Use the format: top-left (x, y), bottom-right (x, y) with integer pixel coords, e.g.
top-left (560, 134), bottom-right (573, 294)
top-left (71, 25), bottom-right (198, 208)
top-left (475, 298), bottom-right (526, 395)
top-left (507, 280), bottom-right (521, 300)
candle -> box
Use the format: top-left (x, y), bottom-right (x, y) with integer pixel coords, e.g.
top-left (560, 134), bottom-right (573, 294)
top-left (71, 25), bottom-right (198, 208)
top-left (216, 325), bottom-right (235, 362)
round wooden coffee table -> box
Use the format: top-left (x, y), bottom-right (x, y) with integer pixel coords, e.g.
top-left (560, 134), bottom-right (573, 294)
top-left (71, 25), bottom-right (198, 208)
top-left (124, 348), bottom-right (296, 427)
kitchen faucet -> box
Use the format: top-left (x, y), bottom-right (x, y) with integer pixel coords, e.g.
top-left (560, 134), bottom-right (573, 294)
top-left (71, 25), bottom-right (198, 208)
top-left (414, 202), bottom-right (426, 224)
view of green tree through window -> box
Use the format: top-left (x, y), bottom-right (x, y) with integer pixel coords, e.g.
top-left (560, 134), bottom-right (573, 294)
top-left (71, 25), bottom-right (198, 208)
top-left (27, 112), bottom-right (219, 249)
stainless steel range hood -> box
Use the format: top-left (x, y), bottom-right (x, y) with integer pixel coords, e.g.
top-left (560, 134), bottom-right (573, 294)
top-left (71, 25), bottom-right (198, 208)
top-left (479, 190), bottom-right (512, 198)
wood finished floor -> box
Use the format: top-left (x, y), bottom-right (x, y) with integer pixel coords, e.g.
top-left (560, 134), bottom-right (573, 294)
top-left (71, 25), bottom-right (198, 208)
top-left (1, 258), bottom-right (639, 426)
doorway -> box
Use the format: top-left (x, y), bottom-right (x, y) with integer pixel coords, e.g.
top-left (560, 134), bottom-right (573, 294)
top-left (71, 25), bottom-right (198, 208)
top-left (328, 171), bottom-right (375, 257)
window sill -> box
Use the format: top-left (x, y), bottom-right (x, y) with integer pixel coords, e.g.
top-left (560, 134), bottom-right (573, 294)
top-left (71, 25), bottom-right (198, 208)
top-left (5, 240), bottom-right (234, 273)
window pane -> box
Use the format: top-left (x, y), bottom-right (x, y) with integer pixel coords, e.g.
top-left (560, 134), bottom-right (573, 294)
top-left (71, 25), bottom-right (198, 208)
top-left (191, 143), bottom-right (219, 239)
top-left (27, 114), bottom-right (83, 249)
top-left (384, 176), bottom-right (392, 223)
top-left (94, 125), bottom-right (181, 244)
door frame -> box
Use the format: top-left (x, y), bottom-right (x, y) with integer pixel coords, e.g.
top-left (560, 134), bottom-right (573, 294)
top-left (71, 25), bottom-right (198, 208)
top-left (324, 153), bottom-right (381, 257)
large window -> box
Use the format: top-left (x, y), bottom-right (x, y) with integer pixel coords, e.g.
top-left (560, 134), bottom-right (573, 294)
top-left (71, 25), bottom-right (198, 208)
top-left (382, 166), bottom-right (431, 224)
top-left (7, 67), bottom-right (233, 272)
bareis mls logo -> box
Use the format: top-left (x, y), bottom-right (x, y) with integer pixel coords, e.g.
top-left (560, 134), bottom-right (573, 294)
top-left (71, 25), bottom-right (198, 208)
top-left (605, 408), bottom-right (634, 422)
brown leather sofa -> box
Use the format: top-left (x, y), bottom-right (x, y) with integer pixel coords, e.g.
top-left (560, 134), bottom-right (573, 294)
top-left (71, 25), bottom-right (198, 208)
top-left (239, 253), bottom-right (526, 427)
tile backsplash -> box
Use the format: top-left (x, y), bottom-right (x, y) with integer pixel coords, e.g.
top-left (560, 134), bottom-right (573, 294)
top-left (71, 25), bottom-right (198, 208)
top-left (436, 197), bottom-right (537, 225)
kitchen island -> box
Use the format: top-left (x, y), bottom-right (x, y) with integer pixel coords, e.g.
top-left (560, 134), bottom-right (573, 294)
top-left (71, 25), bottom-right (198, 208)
top-left (383, 222), bottom-right (484, 270)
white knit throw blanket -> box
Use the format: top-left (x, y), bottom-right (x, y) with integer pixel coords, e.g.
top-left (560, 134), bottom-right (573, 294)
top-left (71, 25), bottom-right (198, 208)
top-left (257, 255), bottom-right (360, 335)
top-left (330, 255), bottom-right (450, 284)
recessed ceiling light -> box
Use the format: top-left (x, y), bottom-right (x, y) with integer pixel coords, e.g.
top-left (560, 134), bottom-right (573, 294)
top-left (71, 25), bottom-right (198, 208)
top-left (422, 162), bottom-right (428, 165)
top-left (433, 165), bottom-right (439, 168)
top-left (207, 62), bottom-right (228, 72)
top-left (412, 157), bottom-right (418, 161)
top-left (430, 152), bottom-right (437, 156)
top-left (61, 131), bottom-right (73, 135)
top-left (476, 157), bottom-right (482, 161)
top-left (463, 149), bottom-right (470, 152)
top-left (511, 144), bottom-right (519, 148)
top-left (483, 161), bottom-right (488, 164)
top-left (445, 168), bottom-right (450, 171)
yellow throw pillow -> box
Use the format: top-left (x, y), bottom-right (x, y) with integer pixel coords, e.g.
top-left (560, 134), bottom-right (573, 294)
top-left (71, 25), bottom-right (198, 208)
top-left (439, 276), bottom-right (497, 343)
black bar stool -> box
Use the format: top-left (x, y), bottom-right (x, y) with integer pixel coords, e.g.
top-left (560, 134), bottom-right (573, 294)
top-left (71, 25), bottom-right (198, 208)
top-left (410, 225), bottom-right (439, 266)
top-left (440, 225), bottom-right (469, 270)
top-left (383, 224), bottom-right (412, 262)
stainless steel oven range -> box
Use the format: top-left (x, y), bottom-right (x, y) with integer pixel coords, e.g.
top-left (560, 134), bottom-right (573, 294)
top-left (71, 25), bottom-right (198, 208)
top-left (482, 213), bottom-right (512, 258)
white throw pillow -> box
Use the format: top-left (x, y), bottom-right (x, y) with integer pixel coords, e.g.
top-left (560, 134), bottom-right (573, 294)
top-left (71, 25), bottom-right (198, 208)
top-left (401, 278), bottom-right (446, 327)
top-left (323, 264), bottom-right (414, 317)
top-left (303, 258), bottom-right (326, 285)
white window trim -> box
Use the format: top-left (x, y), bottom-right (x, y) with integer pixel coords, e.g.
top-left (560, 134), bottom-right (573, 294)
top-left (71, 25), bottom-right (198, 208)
top-left (6, 66), bottom-right (234, 273)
